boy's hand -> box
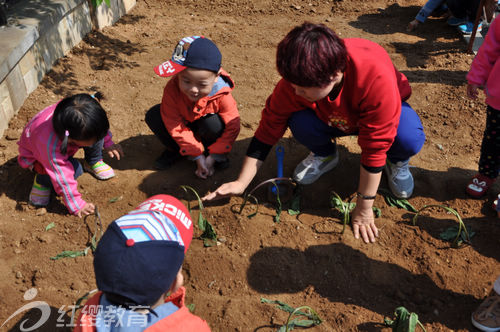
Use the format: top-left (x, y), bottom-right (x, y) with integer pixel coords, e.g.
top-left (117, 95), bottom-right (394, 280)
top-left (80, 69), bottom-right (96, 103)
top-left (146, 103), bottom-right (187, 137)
top-left (407, 19), bottom-right (419, 31)
top-left (104, 144), bottom-right (124, 160)
top-left (195, 155), bottom-right (214, 179)
top-left (77, 202), bottom-right (95, 218)
top-left (467, 83), bottom-right (480, 100)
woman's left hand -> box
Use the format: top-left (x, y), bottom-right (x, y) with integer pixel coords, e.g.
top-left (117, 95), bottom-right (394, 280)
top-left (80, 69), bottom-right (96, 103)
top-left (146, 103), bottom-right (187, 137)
top-left (104, 144), bottom-right (124, 160)
top-left (351, 201), bottom-right (378, 243)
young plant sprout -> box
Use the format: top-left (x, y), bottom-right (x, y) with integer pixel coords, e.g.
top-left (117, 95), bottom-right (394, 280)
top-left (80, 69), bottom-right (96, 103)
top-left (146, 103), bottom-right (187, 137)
top-left (51, 207), bottom-right (103, 260)
top-left (384, 306), bottom-right (426, 332)
top-left (238, 177), bottom-right (296, 222)
top-left (261, 298), bottom-right (322, 331)
top-left (330, 191), bottom-right (381, 234)
top-left (412, 205), bottom-right (471, 248)
top-left (180, 185), bottom-right (217, 247)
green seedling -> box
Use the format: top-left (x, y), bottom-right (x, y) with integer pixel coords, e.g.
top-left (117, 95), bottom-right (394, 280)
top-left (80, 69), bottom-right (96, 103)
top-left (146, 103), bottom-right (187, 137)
top-left (330, 191), bottom-right (381, 233)
top-left (261, 298), bottom-right (322, 332)
top-left (413, 205), bottom-right (471, 248)
top-left (180, 185), bottom-right (217, 247)
top-left (186, 303), bottom-right (196, 313)
top-left (238, 177), bottom-right (296, 222)
top-left (287, 184), bottom-right (302, 216)
top-left (73, 289), bottom-right (98, 312)
top-left (379, 188), bottom-right (417, 212)
top-left (45, 222), bottom-right (55, 231)
top-left (51, 208), bottom-right (103, 260)
top-left (384, 306), bottom-right (426, 332)
top-left (109, 195), bottom-right (123, 203)
top-left (440, 225), bottom-right (475, 246)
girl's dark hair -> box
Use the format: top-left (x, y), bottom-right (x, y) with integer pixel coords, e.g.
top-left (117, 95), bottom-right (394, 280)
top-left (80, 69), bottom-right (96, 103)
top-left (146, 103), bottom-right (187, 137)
top-left (276, 22), bottom-right (348, 87)
top-left (52, 93), bottom-right (109, 153)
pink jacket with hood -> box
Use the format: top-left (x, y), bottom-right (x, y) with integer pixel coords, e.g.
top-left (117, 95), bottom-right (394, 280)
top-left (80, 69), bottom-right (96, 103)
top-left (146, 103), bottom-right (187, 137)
top-left (467, 16), bottom-right (500, 110)
top-left (17, 103), bottom-right (114, 215)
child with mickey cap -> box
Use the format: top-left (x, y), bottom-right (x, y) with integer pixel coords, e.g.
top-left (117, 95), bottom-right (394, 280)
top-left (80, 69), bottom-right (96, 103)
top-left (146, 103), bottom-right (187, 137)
top-left (73, 195), bottom-right (211, 332)
top-left (145, 36), bottom-right (240, 179)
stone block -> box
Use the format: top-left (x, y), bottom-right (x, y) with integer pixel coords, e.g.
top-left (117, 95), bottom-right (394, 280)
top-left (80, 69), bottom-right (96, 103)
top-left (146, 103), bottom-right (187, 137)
top-left (66, 2), bottom-right (93, 46)
top-left (18, 46), bottom-right (36, 76)
top-left (23, 67), bottom-right (40, 95)
top-left (0, 25), bottom-right (38, 83)
top-left (0, 82), bottom-right (14, 130)
top-left (5, 66), bottom-right (27, 113)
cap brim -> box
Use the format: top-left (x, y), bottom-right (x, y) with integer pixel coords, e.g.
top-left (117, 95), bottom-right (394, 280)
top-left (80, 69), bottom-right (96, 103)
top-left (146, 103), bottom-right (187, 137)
top-left (154, 60), bottom-right (186, 77)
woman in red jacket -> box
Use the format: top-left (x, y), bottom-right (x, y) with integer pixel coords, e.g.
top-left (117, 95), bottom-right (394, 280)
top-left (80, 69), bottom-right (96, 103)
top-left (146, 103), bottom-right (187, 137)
top-left (204, 22), bottom-right (425, 244)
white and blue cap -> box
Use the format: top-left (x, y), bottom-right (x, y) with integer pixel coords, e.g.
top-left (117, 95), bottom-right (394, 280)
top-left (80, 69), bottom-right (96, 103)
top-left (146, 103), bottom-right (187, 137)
top-left (94, 195), bottom-right (193, 306)
top-left (154, 36), bottom-right (222, 77)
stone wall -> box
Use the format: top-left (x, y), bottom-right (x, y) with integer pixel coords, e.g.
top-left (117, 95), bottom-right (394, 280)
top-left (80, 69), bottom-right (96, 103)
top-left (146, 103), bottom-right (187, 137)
top-left (0, 0), bottom-right (136, 138)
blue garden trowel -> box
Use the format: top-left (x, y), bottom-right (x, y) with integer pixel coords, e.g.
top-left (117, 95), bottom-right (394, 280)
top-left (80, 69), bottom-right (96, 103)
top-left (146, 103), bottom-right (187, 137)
top-left (267, 145), bottom-right (293, 202)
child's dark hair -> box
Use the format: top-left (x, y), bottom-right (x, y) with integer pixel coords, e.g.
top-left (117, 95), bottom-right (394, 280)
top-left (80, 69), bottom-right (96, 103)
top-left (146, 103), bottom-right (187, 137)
top-left (276, 22), bottom-right (347, 87)
top-left (53, 93), bottom-right (109, 153)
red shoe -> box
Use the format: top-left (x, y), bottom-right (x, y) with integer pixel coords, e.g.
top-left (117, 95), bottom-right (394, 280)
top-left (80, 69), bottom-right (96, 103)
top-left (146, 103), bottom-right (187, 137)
top-left (466, 174), bottom-right (494, 198)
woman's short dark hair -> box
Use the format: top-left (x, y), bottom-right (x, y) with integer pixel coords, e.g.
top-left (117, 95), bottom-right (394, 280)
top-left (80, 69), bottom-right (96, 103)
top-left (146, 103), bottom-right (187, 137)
top-left (52, 93), bottom-right (109, 142)
top-left (276, 22), bottom-right (348, 87)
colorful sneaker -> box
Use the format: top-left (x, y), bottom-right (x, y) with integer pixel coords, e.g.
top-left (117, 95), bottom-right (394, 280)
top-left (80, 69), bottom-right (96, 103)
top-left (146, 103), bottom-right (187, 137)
top-left (447, 16), bottom-right (467, 26)
top-left (466, 174), bottom-right (494, 198)
top-left (293, 151), bottom-right (339, 185)
top-left (29, 175), bottom-right (50, 206)
top-left (471, 293), bottom-right (500, 332)
top-left (458, 21), bottom-right (482, 34)
top-left (385, 159), bottom-right (414, 199)
top-left (84, 160), bottom-right (115, 180)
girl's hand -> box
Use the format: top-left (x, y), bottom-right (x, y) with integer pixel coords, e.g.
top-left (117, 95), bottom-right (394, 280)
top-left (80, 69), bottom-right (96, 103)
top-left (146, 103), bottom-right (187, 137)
top-left (351, 200), bottom-right (378, 243)
top-left (467, 83), bottom-right (480, 100)
top-left (77, 202), bottom-right (95, 218)
top-left (202, 181), bottom-right (247, 201)
top-left (104, 144), bottom-right (124, 160)
top-left (195, 155), bottom-right (214, 179)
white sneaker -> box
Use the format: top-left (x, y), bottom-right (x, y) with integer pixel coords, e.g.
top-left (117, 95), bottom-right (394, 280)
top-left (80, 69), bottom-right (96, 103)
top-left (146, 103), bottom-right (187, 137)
top-left (293, 151), bottom-right (339, 185)
top-left (385, 159), bottom-right (414, 198)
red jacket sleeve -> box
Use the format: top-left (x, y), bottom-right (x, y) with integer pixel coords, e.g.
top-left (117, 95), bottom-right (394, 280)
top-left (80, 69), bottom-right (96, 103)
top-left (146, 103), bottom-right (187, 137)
top-left (207, 92), bottom-right (240, 154)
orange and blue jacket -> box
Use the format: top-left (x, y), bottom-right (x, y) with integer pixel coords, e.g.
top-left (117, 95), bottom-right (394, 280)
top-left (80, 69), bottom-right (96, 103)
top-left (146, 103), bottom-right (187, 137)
top-left (160, 69), bottom-right (240, 157)
top-left (73, 287), bottom-right (211, 332)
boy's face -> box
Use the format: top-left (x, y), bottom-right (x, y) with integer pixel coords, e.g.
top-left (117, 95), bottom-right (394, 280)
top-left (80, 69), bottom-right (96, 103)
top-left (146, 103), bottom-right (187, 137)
top-left (290, 71), bottom-right (343, 103)
top-left (177, 67), bottom-right (219, 102)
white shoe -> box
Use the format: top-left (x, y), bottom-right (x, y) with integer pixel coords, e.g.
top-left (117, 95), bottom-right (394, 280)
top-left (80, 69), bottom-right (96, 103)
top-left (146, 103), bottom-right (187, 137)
top-left (293, 151), bottom-right (339, 185)
top-left (385, 159), bottom-right (414, 198)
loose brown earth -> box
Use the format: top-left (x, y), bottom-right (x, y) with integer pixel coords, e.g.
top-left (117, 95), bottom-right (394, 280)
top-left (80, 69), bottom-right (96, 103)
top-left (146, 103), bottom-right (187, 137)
top-left (1, 0), bottom-right (500, 331)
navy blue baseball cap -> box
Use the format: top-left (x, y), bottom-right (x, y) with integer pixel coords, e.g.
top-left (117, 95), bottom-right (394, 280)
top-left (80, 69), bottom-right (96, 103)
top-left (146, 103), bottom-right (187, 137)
top-left (94, 195), bottom-right (193, 306)
top-left (154, 36), bottom-right (222, 77)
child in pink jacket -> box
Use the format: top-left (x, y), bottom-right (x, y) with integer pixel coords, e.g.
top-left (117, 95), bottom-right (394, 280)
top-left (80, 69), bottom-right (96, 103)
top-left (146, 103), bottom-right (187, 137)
top-left (465, 16), bottom-right (500, 200)
top-left (17, 93), bottom-right (123, 217)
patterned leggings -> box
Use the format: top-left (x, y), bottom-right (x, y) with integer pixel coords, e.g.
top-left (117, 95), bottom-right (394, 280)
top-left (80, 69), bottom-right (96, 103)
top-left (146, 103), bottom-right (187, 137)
top-left (478, 105), bottom-right (500, 178)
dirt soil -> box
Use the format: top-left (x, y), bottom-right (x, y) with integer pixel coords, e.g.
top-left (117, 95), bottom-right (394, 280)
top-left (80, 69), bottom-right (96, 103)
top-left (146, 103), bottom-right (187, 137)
top-left (1, 0), bottom-right (500, 331)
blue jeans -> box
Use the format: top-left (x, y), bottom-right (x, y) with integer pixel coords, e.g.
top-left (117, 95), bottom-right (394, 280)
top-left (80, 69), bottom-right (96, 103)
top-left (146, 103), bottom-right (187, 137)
top-left (36, 138), bottom-right (104, 188)
top-left (288, 102), bottom-right (425, 163)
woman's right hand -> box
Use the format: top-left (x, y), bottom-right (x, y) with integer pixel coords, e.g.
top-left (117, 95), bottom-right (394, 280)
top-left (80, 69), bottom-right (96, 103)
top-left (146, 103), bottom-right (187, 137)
top-left (202, 181), bottom-right (247, 201)
top-left (77, 202), bottom-right (95, 218)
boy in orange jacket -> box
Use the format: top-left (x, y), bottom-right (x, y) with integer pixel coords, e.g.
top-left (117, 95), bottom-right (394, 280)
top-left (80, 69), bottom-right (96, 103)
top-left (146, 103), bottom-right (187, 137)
top-left (146, 36), bottom-right (240, 179)
top-left (73, 195), bottom-right (211, 331)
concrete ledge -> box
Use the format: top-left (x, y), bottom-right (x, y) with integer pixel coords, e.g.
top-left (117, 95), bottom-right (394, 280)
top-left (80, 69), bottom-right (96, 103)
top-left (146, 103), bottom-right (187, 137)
top-left (0, 0), bottom-right (136, 137)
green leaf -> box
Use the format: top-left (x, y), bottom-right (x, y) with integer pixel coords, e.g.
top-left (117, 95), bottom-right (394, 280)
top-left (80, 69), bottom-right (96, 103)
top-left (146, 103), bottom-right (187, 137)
top-left (380, 189), bottom-right (417, 213)
top-left (104, 0), bottom-right (111, 7)
top-left (186, 303), bottom-right (195, 313)
top-left (372, 206), bottom-right (382, 218)
top-left (440, 225), bottom-right (475, 246)
top-left (384, 306), bottom-right (426, 332)
top-left (45, 222), bottom-right (55, 231)
top-left (109, 195), bottom-right (123, 203)
top-left (50, 249), bottom-right (87, 260)
top-left (261, 299), bottom-right (322, 332)
top-left (287, 185), bottom-right (301, 216)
